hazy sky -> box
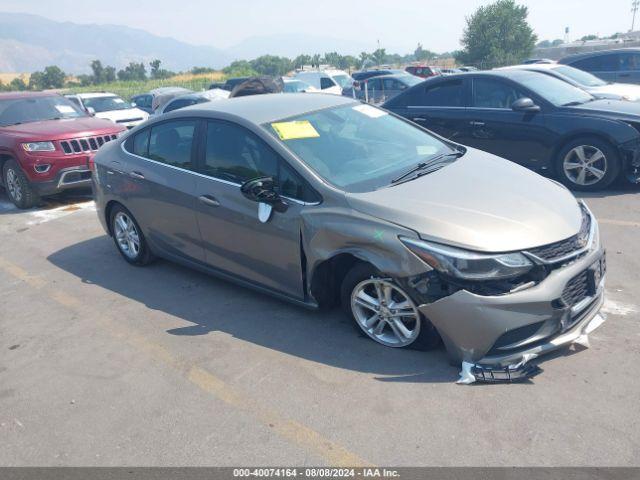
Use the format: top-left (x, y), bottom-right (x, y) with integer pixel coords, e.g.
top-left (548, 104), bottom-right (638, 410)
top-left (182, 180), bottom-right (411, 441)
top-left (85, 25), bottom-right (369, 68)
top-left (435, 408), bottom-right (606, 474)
top-left (1, 0), bottom-right (632, 53)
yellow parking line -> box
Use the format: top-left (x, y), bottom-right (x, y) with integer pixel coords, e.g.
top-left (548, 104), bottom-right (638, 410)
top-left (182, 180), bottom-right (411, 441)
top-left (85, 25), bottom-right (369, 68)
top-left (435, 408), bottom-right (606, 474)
top-left (0, 255), bottom-right (371, 467)
top-left (598, 218), bottom-right (640, 227)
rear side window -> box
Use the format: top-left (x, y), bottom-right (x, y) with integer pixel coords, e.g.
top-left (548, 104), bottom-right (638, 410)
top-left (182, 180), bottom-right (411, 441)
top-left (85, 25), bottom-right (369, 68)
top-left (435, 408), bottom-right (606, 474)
top-left (572, 54), bottom-right (619, 72)
top-left (132, 129), bottom-right (150, 156)
top-left (320, 77), bottom-right (335, 90)
top-left (423, 80), bottom-right (464, 106)
top-left (164, 98), bottom-right (198, 113)
top-left (145, 120), bottom-right (197, 169)
top-left (134, 95), bottom-right (152, 108)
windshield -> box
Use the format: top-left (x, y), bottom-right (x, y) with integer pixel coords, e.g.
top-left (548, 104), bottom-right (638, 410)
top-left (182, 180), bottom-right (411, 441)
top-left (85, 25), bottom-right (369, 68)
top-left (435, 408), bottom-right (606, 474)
top-left (0, 96), bottom-right (86, 126)
top-left (284, 81), bottom-right (310, 93)
top-left (552, 65), bottom-right (607, 87)
top-left (264, 104), bottom-right (453, 192)
top-left (332, 74), bottom-right (353, 88)
top-left (516, 72), bottom-right (595, 106)
top-left (83, 95), bottom-right (132, 112)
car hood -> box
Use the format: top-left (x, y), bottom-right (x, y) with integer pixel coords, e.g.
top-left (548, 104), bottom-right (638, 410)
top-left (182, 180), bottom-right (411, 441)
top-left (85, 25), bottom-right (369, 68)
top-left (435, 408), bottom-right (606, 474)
top-left (95, 108), bottom-right (148, 122)
top-left (563, 98), bottom-right (640, 120)
top-left (2, 116), bottom-right (124, 140)
top-left (346, 151), bottom-right (582, 252)
top-left (589, 83), bottom-right (640, 101)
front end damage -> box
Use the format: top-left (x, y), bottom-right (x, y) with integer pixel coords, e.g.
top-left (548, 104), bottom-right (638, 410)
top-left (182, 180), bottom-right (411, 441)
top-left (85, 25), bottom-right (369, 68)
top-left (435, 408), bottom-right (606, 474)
top-left (408, 206), bottom-right (607, 384)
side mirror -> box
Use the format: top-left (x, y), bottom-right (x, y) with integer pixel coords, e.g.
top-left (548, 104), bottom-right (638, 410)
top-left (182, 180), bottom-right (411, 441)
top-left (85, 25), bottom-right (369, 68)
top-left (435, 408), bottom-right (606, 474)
top-left (130, 102), bottom-right (137, 107)
top-left (240, 176), bottom-right (288, 213)
top-left (86, 106), bottom-right (96, 116)
top-left (511, 97), bottom-right (540, 112)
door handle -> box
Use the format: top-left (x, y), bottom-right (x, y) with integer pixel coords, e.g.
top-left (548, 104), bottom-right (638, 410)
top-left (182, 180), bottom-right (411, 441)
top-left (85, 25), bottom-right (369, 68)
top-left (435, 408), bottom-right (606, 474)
top-left (619, 73), bottom-right (631, 78)
top-left (198, 195), bottom-right (220, 207)
top-left (129, 171), bottom-right (145, 180)
top-left (469, 121), bottom-right (485, 127)
top-left (412, 117), bottom-right (428, 122)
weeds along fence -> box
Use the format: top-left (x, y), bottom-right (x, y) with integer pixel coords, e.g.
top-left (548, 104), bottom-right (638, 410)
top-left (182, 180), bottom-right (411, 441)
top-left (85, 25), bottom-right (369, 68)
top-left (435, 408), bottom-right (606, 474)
top-left (64, 72), bottom-right (225, 100)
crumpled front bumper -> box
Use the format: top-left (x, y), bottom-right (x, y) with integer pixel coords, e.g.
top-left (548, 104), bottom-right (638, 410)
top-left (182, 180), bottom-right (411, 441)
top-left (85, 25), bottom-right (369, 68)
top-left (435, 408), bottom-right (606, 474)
top-left (417, 244), bottom-right (606, 382)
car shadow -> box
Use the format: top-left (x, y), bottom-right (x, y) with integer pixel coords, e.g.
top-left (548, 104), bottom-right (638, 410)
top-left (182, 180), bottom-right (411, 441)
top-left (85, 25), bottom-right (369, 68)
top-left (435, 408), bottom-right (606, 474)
top-left (0, 187), bottom-right (93, 216)
top-left (47, 235), bottom-right (458, 384)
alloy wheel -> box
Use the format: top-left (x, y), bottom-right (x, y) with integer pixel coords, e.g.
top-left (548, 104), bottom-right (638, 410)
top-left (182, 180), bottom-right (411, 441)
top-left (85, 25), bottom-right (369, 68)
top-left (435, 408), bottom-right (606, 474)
top-left (113, 212), bottom-right (141, 260)
top-left (563, 145), bottom-right (608, 186)
top-left (6, 169), bottom-right (22, 202)
top-left (351, 278), bottom-right (420, 347)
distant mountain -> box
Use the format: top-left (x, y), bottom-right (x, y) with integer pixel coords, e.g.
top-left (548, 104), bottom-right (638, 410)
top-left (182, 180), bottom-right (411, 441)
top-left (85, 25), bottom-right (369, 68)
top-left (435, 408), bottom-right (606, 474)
top-left (225, 33), bottom-right (377, 60)
top-left (0, 12), bottom-right (230, 74)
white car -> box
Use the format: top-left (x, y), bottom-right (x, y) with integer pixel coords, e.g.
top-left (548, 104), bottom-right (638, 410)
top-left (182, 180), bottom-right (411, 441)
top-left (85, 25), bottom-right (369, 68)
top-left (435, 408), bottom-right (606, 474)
top-left (282, 77), bottom-right (319, 93)
top-left (293, 69), bottom-right (352, 95)
top-left (499, 63), bottom-right (640, 102)
top-left (65, 92), bottom-right (149, 129)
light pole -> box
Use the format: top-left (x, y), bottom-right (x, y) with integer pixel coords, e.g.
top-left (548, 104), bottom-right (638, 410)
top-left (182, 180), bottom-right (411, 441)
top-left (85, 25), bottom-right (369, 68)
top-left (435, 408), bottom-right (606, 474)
top-left (632, 0), bottom-right (640, 31)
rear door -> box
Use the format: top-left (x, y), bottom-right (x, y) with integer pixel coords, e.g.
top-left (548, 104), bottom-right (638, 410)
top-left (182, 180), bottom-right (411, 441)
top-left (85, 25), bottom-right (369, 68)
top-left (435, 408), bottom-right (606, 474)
top-left (397, 77), bottom-right (470, 141)
top-left (462, 77), bottom-right (550, 167)
top-left (193, 119), bottom-right (313, 299)
top-left (120, 119), bottom-right (205, 262)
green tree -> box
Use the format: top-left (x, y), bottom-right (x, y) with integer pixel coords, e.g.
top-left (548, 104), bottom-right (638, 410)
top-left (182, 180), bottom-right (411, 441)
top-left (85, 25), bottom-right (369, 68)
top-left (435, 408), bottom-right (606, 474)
top-left (103, 66), bottom-right (116, 82)
top-left (292, 54), bottom-right (312, 69)
top-left (9, 77), bottom-right (28, 91)
top-left (250, 55), bottom-right (292, 77)
top-left (371, 48), bottom-right (387, 65)
top-left (90, 60), bottom-right (105, 83)
top-left (455, 0), bottom-right (537, 68)
top-left (29, 66), bottom-right (66, 90)
top-left (149, 59), bottom-right (173, 79)
top-left (117, 62), bottom-right (147, 81)
top-left (223, 60), bottom-right (258, 77)
top-left (414, 43), bottom-right (436, 62)
top-left (580, 34), bottom-right (598, 42)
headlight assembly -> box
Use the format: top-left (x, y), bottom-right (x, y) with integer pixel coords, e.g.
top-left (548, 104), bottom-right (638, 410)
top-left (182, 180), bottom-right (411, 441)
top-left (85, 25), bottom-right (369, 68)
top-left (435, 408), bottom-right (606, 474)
top-left (400, 237), bottom-right (534, 281)
top-left (22, 141), bottom-right (56, 152)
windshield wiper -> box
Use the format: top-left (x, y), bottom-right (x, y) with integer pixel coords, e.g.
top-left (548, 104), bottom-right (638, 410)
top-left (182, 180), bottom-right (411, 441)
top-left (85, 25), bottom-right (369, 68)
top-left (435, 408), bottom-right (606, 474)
top-left (391, 151), bottom-right (464, 184)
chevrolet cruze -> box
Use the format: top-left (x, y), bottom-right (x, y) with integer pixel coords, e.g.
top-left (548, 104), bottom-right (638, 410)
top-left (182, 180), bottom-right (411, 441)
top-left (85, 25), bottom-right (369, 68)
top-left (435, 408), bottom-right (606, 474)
top-left (92, 94), bottom-right (606, 383)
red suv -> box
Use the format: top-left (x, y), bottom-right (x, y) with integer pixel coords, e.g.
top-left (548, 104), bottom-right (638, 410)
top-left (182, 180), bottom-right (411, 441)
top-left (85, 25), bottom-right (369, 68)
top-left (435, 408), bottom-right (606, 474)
top-left (405, 65), bottom-right (442, 78)
top-left (0, 91), bottom-right (125, 208)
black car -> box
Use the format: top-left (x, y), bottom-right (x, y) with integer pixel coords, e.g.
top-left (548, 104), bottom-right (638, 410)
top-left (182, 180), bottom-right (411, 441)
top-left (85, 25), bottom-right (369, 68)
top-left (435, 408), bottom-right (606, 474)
top-left (208, 77), bottom-right (250, 91)
top-left (383, 70), bottom-right (640, 190)
top-left (342, 73), bottom-right (423, 104)
top-left (559, 48), bottom-right (640, 84)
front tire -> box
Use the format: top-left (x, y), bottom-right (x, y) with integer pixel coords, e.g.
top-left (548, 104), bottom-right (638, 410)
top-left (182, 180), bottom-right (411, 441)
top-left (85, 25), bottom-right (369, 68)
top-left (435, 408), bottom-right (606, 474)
top-left (110, 204), bottom-right (154, 266)
top-left (555, 137), bottom-right (620, 191)
top-left (340, 263), bottom-right (440, 351)
top-left (3, 159), bottom-right (40, 209)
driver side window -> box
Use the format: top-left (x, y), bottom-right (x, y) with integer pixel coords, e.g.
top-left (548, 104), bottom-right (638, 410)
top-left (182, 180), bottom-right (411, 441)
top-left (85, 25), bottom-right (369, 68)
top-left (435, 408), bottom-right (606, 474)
top-left (472, 78), bottom-right (527, 109)
top-left (203, 120), bottom-right (317, 202)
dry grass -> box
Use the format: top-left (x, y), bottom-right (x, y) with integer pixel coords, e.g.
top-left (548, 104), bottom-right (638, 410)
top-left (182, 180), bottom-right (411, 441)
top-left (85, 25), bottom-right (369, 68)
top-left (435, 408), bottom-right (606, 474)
top-left (0, 72), bottom-right (30, 84)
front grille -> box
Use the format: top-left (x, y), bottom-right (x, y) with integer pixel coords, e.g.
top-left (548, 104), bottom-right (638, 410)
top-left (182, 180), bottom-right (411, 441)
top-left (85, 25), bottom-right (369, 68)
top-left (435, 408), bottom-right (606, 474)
top-left (561, 270), bottom-right (590, 307)
top-left (59, 134), bottom-right (118, 155)
top-left (526, 207), bottom-right (591, 263)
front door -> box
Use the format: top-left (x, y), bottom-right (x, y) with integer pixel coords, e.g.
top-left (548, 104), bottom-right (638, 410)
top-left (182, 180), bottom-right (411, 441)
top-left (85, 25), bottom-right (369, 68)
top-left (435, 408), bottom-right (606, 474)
top-left (193, 119), bottom-right (309, 299)
top-left (460, 77), bottom-right (550, 168)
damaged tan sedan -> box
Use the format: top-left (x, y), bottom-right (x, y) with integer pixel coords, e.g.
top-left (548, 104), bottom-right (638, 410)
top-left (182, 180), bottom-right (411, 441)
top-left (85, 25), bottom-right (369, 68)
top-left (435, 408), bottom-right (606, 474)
top-left (93, 94), bottom-right (606, 383)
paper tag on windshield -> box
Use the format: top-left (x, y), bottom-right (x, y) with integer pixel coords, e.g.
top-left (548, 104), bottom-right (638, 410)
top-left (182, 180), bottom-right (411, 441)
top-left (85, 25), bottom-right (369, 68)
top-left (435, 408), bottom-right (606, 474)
top-left (417, 145), bottom-right (438, 156)
top-left (55, 105), bottom-right (75, 114)
top-left (114, 98), bottom-right (125, 103)
top-left (271, 121), bottom-right (319, 141)
top-left (353, 104), bottom-right (388, 118)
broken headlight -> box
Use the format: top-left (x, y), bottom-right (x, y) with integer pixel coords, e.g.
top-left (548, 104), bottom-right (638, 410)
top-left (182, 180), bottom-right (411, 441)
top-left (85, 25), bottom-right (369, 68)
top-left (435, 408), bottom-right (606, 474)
top-left (400, 237), bottom-right (533, 281)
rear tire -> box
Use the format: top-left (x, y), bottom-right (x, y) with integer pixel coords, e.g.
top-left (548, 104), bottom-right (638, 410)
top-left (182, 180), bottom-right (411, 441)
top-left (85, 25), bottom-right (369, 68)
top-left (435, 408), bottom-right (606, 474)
top-left (340, 263), bottom-right (440, 351)
top-left (555, 137), bottom-right (620, 191)
top-left (3, 159), bottom-right (40, 209)
top-left (110, 204), bottom-right (154, 266)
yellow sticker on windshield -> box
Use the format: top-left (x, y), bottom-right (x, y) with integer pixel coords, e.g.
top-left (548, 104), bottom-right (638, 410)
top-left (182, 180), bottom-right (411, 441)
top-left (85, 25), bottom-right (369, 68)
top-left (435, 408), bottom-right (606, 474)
top-left (271, 120), bottom-right (320, 141)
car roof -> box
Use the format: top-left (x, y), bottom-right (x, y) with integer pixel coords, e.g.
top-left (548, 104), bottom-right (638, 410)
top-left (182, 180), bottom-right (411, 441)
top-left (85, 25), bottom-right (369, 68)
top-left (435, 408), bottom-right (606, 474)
top-left (75, 92), bottom-right (119, 99)
top-left (186, 93), bottom-right (357, 124)
top-left (0, 91), bottom-right (60, 100)
top-left (498, 63), bottom-right (559, 71)
top-left (560, 47), bottom-right (640, 62)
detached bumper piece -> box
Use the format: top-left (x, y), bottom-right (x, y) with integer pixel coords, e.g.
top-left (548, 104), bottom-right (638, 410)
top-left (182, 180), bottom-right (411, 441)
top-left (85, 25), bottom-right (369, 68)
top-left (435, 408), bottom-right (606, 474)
top-left (462, 360), bottom-right (542, 384)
